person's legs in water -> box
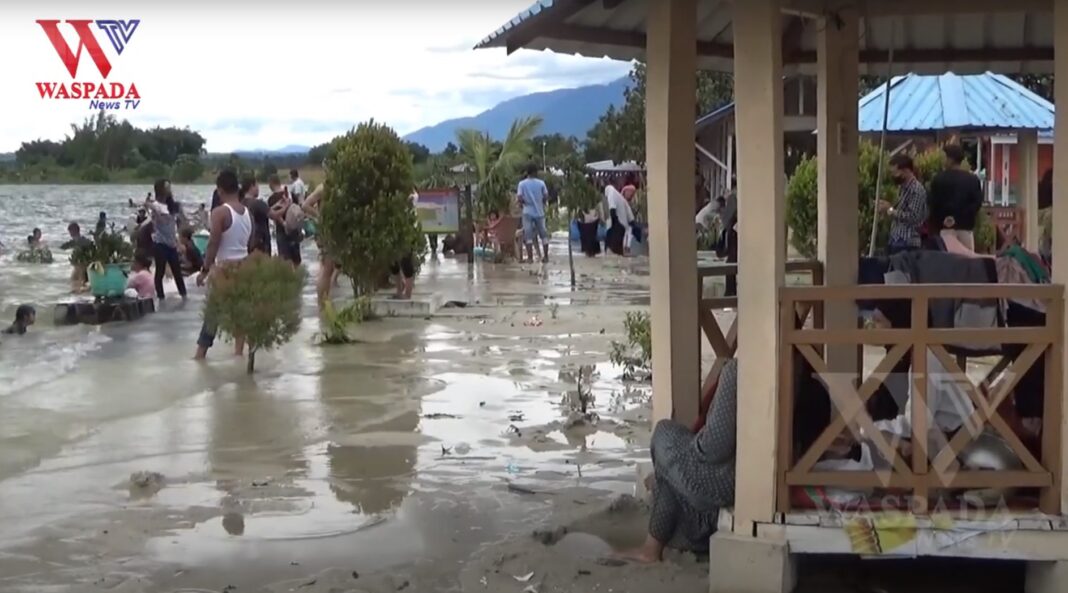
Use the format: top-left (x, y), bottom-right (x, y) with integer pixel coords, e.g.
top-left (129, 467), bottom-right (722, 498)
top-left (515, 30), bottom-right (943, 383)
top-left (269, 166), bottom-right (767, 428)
top-left (521, 214), bottom-right (536, 263)
top-left (618, 474), bottom-right (676, 563)
top-left (164, 244), bottom-right (187, 298)
top-left (194, 318), bottom-right (217, 360)
top-left (152, 242), bottom-right (168, 299)
top-left (317, 256), bottom-right (337, 308)
top-left (400, 255), bottom-right (415, 298)
top-left (536, 216), bottom-right (549, 262)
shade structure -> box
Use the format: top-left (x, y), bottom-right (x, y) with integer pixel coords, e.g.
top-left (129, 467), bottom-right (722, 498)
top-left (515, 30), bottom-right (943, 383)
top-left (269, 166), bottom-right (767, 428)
top-left (477, 0), bottom-right (1055, 75)
top-left (858, 72), bottom-right (1055, 133)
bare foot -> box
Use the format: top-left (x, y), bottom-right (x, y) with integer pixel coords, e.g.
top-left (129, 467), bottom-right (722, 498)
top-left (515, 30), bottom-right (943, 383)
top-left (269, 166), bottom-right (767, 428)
top-left (614, 548), bottom-right (660, 564)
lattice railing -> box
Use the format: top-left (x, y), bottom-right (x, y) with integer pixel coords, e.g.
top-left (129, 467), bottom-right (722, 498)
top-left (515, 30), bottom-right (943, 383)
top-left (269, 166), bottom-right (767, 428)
top-left (697, 260), bottom-right (823, 393)
top-left (777, 283), bottom-right (1065, 515)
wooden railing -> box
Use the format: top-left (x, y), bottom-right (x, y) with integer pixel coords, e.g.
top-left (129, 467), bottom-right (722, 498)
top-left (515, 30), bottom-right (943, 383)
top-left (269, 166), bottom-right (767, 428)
top-left (777, 283), bottom-right (1065, 515)
top-left (697, 260), bottom-right (823, 393)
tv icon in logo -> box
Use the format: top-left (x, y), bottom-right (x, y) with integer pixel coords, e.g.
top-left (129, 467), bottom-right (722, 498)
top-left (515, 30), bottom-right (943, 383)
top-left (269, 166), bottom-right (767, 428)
top-left (35, 19), bottom-right (142, 109)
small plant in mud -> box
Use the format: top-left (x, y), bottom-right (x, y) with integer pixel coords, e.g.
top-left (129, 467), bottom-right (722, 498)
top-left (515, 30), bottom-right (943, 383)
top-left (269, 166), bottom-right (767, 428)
top-left (609, 311), bottom-right (652, 381)
top-left (203, 253), bottom-right (305, 373)
top-left (563, 364), bottom-right (599, 427)
top-left (317, 297), bottom-right (374, 344)
top-left (548, 301), bottom-right (560, 320)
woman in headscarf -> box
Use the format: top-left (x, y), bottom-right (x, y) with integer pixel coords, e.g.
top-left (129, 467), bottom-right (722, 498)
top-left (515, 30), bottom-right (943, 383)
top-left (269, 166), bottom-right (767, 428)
top-left (619, 358), bottom-right (737, 563)
top-left (604, 177), bottom-right (633, 256)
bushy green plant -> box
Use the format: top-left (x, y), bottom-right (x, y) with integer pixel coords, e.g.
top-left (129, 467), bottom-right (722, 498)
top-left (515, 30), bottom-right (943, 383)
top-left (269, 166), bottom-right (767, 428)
top-left (318, 297), bottom-right (373, 344)
top-left (81, 163), bottom-right (109, 182)
top-left (320, 121), bottom-right (426, 297)
top-left (137, 160), bottom-right (167, 180)
top-left (786, 140), bottom-right (895, 258)
top-left (171, 154), bottom-right (204, 183)
top-left (609, 311), bottom-right (652, 381)
top-left (70, 225), bottom-right (134, 268)
top-left (203, 253), bottom-right (306, 373)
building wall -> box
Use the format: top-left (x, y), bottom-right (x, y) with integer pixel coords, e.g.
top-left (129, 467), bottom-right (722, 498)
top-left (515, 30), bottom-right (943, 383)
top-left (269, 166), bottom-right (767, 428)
top-left (989, 140), bottom-right (1053, 204)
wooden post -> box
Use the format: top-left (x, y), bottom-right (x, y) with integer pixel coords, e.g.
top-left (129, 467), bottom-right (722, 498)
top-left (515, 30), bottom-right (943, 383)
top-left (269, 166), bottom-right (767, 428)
top-left (732, 0), bottom-right (784, 534)
top-left (1020, 130), bottom-right (1040, 251)
top-left (464, 184), bottom-right (475, 265)
top-left (1053, 1), bottom-right (1068, 512)
top-left (817, 7), bottom-right (860, 378)
top-left (645, 0), bottom-right (700, 426)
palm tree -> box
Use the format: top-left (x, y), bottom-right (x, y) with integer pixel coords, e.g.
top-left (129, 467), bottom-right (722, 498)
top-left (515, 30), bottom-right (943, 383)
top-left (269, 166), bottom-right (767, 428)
top-left (456, 115), bottom-right (543, 216)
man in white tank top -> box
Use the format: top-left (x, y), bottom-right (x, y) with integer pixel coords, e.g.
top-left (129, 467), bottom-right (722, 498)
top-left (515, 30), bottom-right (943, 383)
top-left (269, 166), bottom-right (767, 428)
top-left (194, 169), bottom-right (252, 360)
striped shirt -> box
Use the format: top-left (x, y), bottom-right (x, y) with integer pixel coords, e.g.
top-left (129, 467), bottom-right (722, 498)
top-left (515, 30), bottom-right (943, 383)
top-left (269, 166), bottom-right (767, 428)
top-left (888, 176), bottom-right (928, 249)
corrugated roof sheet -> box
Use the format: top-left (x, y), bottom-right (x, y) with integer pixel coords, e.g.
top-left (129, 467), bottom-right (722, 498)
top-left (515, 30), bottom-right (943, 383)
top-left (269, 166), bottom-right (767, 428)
top-left (477, 1), bottom-right (1055, 75)
top-left (857, 72), bottom-right (1054, 133)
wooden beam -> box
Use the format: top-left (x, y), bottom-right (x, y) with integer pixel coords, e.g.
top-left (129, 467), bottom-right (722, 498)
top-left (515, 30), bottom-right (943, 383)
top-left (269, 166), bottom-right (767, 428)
top-left (780, 0), bottom-right (1052, 17)
top-left (506, 0), bottom-right (595, 54)
top-left (782, 15), bottom-right (806, 62)
top-left (536, 24), bottom-right (1051, 65)
top-left (602, 0), bottom-right (626, 9)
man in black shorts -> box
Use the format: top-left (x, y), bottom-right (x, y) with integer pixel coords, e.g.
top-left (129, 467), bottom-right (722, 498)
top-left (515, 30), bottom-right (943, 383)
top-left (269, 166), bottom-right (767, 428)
top-left (389, 255), bottom-right (415, 299)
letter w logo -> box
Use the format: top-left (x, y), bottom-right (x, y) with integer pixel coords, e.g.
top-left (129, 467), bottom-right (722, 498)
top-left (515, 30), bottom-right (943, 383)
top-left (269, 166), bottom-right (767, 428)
top-left (36, 19), bottom-right (113, 78)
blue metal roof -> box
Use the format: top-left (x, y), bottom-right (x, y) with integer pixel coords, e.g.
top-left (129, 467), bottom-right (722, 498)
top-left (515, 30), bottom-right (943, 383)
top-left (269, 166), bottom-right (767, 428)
top-left (857, 72), bottom-right (1054, 133)
top-left (476, 1), bottom-right (554, 49)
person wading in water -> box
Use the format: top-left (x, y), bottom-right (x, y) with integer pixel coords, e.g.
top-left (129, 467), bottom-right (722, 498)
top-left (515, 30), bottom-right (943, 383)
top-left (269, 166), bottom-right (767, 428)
top-left (194, 169), bottom-right (252, 361)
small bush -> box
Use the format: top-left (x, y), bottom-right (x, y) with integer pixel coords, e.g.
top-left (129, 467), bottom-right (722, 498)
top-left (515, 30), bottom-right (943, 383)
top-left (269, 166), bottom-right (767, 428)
top-left (609, 311), bottom-right (652, 381)
top-left (318, 297), bottom-right (373, 344)
top-left (81, 164), bottom-right (110, 182)
top-left (171, 154), bottom-right (204, 183)
top-left (321, 121), bottom-right (425, 296)
top-left (203, 253), bottom-right (306, 373)
top-left (137, 160), bottom-right (168, 180)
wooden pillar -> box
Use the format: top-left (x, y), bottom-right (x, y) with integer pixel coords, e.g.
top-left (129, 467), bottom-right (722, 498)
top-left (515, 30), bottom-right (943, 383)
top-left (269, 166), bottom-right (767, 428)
top-left (817, 7), bottom-right (859, 375)
top-left (732, 0), bottom-right (784, 534)
top-left (1053, 1), bottom-right (1068, 512)
top-left (1020, 130), bottom-right (1040, 251)
top-left (646, 0), bottom-right (699, 426)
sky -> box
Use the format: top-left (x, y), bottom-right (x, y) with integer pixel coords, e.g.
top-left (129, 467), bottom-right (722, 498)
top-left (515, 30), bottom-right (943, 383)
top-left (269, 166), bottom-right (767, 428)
top-left (1, 1), bottom-right (631, 153)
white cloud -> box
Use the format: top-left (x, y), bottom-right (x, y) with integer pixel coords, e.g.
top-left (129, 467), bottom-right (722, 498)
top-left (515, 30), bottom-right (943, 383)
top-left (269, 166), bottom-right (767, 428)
top-left (1, 1), bottom-right (631, 152)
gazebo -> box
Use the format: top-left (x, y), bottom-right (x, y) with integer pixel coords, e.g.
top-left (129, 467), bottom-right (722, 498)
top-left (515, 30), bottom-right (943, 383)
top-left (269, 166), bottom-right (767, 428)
top-left (479, 2), bottom-right (1067, 592)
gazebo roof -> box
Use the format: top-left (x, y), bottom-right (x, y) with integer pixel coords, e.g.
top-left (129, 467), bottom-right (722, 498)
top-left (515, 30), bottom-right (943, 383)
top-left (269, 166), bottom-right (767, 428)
top-left (858, 72), bottom-right (1054, 133)
top-left (477, 0), bottom-right (1054, 74)
top-left (694, 71), bottom-right (1054, 134)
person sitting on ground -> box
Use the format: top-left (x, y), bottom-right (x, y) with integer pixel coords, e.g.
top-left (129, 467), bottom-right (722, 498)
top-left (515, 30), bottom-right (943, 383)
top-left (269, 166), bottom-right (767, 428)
top-left (177, 227), bottom-right (204, 275)
top-left (125, 254), bottom-right (156, 299)
top-left (619, 358), bottom-right (737, 563)
top-left (3, 304), bottom-right (36, 335)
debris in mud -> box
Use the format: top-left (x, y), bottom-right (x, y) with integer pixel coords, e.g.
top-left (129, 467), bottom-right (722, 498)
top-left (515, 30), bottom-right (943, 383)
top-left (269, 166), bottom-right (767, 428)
top-left (479, 401), bottom-right (486, 407)
top-left (506, 424), bottom-right (522, 438)
top-left (441, 445), bottom-right (452, 456)
top-left (513, 571), bottom-right (535, 582)
top-left (532, 526), bottom-right (568, 545)
top-left (422, 412), bottom-right (460, 419)
top-left (523, 315), bottom-right (543, 327)
top-left (128, 471), bottom-right (165, 496)
top-left (595, 557), bottom-right (627, 567)
top-left (508, 412), bottom-right (525, 422)
top-left (251, 479), bottom-right (270, 487)
top-left (298, 577), bottom-right (317, 588)
top-left (352, 571), bottom-right (360, 579)
top-left (607, 494), bottom-right (644, 515)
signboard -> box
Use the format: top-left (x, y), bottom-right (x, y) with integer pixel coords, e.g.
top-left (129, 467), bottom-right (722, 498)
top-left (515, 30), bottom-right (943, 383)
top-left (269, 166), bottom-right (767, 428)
top-left (415, 188), bottom-right (460, 234)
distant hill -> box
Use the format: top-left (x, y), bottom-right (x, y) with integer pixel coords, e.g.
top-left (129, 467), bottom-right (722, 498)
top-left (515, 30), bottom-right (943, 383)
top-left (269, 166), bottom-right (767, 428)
top-left (232, 145), bottom-right (311, 157)
top-left (404, 77), bottom-right (629, 151)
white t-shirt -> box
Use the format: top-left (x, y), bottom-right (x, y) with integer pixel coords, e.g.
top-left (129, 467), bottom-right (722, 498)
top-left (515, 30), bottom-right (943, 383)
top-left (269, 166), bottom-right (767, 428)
top-left (289, 178), bottom-right (307, 202)
top-left (605, 186), bottom-right (633, 228)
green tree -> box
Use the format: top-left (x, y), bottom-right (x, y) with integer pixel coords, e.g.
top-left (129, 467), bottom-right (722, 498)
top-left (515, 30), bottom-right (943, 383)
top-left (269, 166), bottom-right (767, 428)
top-left (258, 159), bottom-right (279, 182)
top-left (585, 62), bottom-right (733, 164)
top-left (171, 154), bottom-right (205, 182)
top-left (203, 253), bottom-right (305, 373)
top-left (404, 141), bottom-right (432, 164)
top-left (457, 115), bottom-right (542, 216)
top-left (81, 163), bottom-right (110, 182)
top-left (137, 160), bottom-right (168, 180)
top-left (321, 121), bottom-right (425, 297)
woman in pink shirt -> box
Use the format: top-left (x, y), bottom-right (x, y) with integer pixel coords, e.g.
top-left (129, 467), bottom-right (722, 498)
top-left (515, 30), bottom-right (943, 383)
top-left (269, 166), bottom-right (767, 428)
top-left (126, 255), bottom-right (155, 299)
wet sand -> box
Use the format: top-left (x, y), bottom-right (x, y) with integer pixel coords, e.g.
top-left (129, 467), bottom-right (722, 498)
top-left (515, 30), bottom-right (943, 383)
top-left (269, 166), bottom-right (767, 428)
top-left (0, 246), bottom-right (713, 593)
top-left (0, 238), bottom-right (1034, 593)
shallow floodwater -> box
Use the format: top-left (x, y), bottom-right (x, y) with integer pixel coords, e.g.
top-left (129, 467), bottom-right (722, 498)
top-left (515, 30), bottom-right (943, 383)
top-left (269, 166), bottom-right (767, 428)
top-left (0, 185), bottom-right (654, 592)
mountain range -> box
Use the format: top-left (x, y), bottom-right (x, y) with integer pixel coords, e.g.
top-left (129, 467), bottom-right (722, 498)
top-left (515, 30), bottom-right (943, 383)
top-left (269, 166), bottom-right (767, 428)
top-left (402, 77), bottom-right (629, 151)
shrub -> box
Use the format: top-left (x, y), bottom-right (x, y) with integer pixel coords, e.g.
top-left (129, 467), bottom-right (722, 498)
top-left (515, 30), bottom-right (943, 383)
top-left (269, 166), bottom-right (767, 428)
top-left (787, 140), bottom-right (902, 258)
top-left (70, 225), bottom-right (133, 268)
top-left (137, 160), bottom-right (168, 180)
top-left (81, 163), bottom-right (110, 182)
top-left (609, 311), bottom-right (652, 381)
top-left (320, 121), bottom-right (425, 297)
top-left (317, 297), bottom-right (373, 344)
top-left (203, 253), bottom-right (306, 373)
top-left (171, 154), bottom-right (204, 183)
